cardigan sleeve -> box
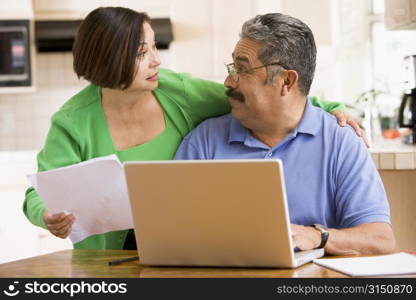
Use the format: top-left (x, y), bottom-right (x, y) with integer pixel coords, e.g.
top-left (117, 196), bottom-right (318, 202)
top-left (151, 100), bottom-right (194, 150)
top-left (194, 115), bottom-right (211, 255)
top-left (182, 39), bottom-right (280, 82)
top-left (179, 73), bottom-right (231, 127)
top-left (310, 96), bottom-right (346, 112)
top-left (23, 111), bottom-right (82, 228)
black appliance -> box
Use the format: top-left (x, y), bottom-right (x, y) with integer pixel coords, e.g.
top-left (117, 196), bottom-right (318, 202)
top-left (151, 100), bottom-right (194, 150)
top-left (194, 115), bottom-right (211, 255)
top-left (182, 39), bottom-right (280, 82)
top-left (0, 20), bottom-right (32, 87)
top-left (398, 55), bottom-right (416, 144)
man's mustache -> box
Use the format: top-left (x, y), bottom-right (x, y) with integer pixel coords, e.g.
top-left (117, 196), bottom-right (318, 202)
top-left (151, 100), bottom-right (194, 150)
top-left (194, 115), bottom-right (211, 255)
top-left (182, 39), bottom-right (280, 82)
top-left (226, 88), bottom-right (245, 102)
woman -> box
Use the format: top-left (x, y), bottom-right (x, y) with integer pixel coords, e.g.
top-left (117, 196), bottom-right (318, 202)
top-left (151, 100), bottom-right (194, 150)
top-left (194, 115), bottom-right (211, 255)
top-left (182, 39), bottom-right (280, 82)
top-left (23, 7), bottom-right (363, 250)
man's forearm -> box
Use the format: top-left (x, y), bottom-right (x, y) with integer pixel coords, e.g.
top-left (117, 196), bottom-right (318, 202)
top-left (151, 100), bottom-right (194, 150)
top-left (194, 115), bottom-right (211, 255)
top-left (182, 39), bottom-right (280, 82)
top-left (325, 223), bottom-right (396, 256)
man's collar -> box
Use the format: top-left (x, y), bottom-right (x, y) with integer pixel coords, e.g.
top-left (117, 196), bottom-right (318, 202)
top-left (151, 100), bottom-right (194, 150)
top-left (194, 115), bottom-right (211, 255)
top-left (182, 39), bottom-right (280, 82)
top-left (228, 116), bottom-right (247, 143)
top-left (227, 98), bottom-right (322, 144)
top-left (296, 98), bottom-right (322, 136)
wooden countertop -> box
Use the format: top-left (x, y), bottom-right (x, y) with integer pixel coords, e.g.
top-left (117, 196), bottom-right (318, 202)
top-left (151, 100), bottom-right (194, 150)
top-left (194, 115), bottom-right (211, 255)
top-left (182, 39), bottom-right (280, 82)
top-left (0, 250), bottom-right (413, 278)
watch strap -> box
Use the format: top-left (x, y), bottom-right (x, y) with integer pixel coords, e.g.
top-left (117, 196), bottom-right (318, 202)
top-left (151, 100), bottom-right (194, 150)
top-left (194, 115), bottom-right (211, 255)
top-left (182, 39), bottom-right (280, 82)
top-left (312, 224), bottom-right (329, 248)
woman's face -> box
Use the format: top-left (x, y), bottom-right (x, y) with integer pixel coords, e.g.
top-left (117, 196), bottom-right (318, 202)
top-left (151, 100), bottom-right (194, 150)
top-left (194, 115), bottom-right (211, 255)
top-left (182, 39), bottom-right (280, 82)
top-left (128, 22), bottom-right (161, 92)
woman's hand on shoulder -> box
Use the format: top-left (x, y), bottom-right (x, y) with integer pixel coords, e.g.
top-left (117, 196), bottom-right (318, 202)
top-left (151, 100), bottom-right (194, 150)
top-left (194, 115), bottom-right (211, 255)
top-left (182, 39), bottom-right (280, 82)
top-left (331, 110), bottom-right (370, 148)
top-left (43, 211), bottom-right (75, 239)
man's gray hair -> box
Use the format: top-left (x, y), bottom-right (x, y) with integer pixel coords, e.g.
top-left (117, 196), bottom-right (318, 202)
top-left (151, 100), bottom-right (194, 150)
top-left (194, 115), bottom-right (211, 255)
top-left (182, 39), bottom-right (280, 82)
top-left (241, 13), bottom-right (316, 95)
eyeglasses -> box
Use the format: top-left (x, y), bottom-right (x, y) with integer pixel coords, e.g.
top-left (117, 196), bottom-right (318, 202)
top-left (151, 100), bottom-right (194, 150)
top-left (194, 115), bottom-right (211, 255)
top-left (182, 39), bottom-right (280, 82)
top-left (225, 62), bottom-right (289, 82)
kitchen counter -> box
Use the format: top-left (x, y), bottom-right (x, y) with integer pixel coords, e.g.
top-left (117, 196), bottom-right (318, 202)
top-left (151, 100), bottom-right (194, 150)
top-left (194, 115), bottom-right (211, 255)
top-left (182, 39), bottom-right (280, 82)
top-left (369, 138), bottom-right (416, 170)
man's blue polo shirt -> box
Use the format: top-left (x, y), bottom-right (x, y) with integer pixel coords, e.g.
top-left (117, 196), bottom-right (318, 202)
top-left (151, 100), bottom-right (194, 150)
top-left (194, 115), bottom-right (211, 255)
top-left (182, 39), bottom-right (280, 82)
top-left (174, 99), bottom-right (390, 228)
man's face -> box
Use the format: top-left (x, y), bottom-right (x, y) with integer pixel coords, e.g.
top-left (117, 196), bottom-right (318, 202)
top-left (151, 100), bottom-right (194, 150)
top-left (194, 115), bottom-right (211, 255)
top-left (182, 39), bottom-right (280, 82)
top-left (224, 38), bottom-right (281, 130)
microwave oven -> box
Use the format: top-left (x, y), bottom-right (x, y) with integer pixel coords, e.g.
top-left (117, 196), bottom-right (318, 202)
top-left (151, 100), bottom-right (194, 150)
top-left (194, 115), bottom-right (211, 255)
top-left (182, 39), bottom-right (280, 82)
top-left (0, 20), bottom-right (32, 87)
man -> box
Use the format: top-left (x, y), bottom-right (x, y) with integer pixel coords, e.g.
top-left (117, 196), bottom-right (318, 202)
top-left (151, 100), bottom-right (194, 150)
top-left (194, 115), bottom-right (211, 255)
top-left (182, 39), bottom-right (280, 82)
top-left (174, 13), bottom-right (395, 255)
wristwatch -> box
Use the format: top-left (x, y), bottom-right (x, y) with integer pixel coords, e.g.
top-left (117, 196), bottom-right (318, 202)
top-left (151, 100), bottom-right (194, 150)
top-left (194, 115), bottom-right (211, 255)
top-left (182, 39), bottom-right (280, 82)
top-left (311, 224), bottom-right (329, 248)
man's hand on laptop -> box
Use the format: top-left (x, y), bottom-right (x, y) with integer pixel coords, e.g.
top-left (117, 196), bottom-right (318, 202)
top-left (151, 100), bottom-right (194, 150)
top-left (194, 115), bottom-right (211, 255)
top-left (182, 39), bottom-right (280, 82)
top-left (291, 224), bottom-right (321, 251)
top-left (43, 211), bottom-right (75, 239)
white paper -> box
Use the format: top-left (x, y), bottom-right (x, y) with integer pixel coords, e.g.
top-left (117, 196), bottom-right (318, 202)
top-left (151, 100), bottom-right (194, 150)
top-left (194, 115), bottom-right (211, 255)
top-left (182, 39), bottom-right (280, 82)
top-left (27, 155), bottom-right (134, 243)
top-left (313, 252), bottom-right (416, 277)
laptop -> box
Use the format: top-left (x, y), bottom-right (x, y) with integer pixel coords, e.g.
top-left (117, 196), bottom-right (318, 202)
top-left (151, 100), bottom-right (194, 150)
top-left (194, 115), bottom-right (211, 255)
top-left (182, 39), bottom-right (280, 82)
top-left (123, 159), bottom-right (324, 268)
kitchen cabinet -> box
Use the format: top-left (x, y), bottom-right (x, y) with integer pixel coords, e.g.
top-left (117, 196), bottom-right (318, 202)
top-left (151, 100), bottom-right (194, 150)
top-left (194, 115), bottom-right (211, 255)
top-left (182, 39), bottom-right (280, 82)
top-left (0, 0), bottom-right (32, 19)
top-left (385, 0), bottom-right (416, 30)
top-left (33, 0), bottom-right (101, 20)
top-left (370, 139), bottom-right (416, 251)
top-left (33, 0), bottom-right (172, 20)
top-left (379, 171), bottom-right (416, 252)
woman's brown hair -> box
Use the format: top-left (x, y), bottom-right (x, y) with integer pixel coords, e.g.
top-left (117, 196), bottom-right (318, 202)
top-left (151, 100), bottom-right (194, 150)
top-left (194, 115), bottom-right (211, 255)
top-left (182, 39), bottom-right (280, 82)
top-left (73, 7), bottom-right (150, 89)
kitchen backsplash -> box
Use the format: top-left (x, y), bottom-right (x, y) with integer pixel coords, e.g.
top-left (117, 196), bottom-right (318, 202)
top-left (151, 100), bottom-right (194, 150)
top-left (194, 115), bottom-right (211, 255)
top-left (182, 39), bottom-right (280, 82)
top-left (0, 53), bottom-right (87, 151)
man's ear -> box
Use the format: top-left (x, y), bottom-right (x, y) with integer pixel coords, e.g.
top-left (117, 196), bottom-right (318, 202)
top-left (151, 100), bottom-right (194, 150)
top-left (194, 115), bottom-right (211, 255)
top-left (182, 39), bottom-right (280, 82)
top-left (281, 70), bottom-right (298, 96)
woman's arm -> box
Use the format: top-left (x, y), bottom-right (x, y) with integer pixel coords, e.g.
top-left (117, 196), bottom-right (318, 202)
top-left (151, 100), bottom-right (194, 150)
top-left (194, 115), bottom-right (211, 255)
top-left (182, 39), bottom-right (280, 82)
top-left (23, 111), bottom-right (81, 230)
top-left (180, 73), bottom-right (230, 127)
